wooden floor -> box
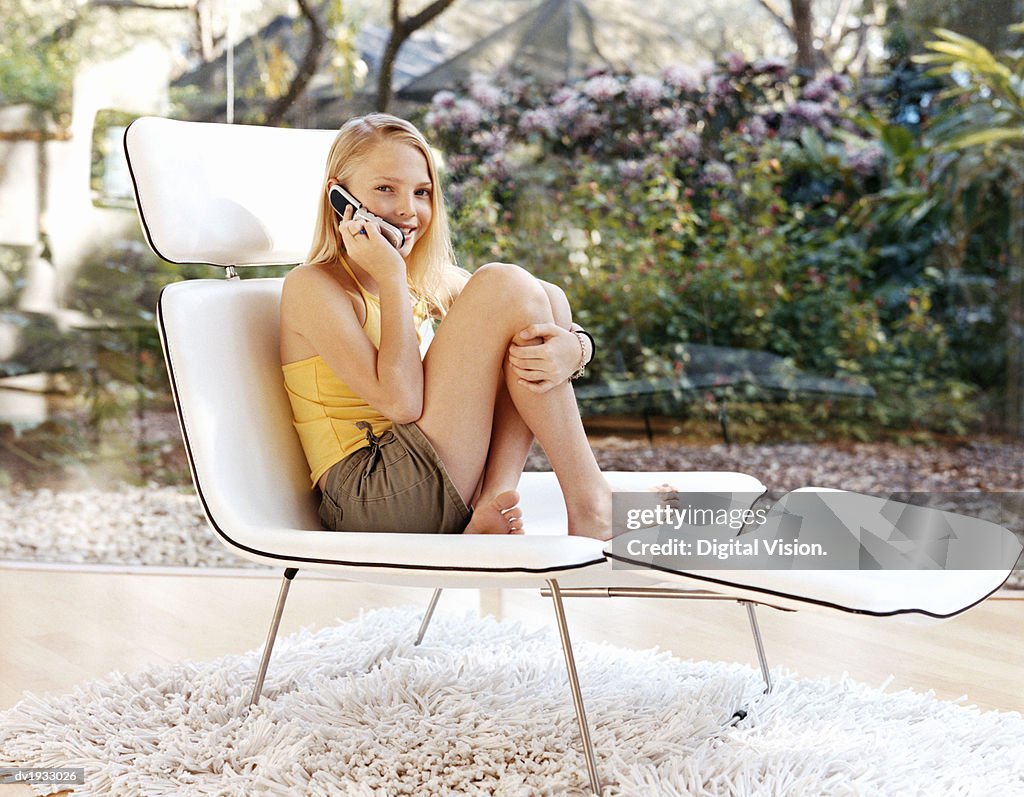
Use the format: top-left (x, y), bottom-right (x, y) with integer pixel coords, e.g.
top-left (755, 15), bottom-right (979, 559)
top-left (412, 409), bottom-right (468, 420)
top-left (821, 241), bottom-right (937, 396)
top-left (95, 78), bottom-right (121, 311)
top-left (1, 565), bottom-right (1021, 794)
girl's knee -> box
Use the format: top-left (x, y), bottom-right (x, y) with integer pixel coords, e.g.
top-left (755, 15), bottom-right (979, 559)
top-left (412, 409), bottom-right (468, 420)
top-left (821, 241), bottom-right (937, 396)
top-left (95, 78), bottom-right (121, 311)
top-left (539, 280), bottom-right (571, 325)
top-left (474, 261), bottom-right (530, 284)
top-left (472, 263), bottom-right (548, 306)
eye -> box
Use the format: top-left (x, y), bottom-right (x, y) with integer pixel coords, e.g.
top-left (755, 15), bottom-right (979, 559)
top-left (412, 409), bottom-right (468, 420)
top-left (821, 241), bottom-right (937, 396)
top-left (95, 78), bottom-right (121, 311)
top-left (415, 188), bottom-right (432, 197)
top-left (375, 185), bottom-right (393, 193)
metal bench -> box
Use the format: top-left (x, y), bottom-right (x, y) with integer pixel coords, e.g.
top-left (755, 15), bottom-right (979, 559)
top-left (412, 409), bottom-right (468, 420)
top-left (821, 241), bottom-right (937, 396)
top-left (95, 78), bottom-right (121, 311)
top-left (575, 343), bottom-right (876, 443)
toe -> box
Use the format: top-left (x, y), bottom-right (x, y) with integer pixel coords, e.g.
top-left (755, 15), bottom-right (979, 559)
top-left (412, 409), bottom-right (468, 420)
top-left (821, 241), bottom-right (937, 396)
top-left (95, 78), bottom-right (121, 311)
top-left (493, 489), bottom-right (520, 513)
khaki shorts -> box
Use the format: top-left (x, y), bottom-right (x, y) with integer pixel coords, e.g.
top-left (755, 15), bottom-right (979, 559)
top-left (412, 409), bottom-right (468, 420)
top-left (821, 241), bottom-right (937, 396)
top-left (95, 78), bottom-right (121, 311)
top-left (319, 421), bottom-right (471, 534)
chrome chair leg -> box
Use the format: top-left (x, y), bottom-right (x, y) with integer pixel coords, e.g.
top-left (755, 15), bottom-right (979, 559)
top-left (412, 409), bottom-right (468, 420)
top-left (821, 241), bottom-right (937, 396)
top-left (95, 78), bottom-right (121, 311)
top-left (414, 588), bottom-right (443, 646)
top-left (250, 567), bottom-right (298, 707)
top-left (743, 600), bottom-right (773, 694)
top-left (726, 601), bottom-right (775, 727)
top-left (547, 578), bottom-right (603, 796)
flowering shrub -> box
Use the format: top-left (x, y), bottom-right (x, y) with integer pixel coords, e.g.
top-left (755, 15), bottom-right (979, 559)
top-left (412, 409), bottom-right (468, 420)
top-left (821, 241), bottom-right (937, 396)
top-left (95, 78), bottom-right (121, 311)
top-left (422, 55), bottom-right (981, 435)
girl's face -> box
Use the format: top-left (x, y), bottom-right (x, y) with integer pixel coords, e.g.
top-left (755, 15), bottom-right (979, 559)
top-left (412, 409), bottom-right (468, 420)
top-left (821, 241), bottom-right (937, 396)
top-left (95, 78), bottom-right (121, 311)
top-left (341, 139), bottom-right (433, 259)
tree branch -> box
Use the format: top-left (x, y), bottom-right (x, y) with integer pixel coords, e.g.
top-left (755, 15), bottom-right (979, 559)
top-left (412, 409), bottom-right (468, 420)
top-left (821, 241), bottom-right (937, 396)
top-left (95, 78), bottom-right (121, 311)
top-left (756, 0), bottom-right (795, 42)
top-left (89, 0), bottom-right (195, 11)
top-left (828, 0), bottom-right (855, 46)
top-left (404, 0), bottom-right (459, 34)
top-left (377, 0), bottom-right (459, 112)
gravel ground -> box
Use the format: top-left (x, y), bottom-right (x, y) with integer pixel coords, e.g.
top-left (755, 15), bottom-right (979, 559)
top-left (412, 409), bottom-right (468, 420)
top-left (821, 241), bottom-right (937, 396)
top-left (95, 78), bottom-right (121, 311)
top-left (577, 436), bottom-right (1024, 493)
top-left (2, 435), bottom-right (1021, 586)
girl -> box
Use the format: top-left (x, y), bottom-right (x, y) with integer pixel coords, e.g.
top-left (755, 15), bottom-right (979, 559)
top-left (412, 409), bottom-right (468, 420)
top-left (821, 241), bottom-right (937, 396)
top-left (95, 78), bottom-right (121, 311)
top-left (280, 113), bottom-right (611, 538)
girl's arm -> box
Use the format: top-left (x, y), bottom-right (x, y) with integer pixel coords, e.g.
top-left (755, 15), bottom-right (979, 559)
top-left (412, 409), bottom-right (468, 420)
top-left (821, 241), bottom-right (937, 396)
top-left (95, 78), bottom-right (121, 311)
top-left (281, 227), bottom-right (424, 423)
top-left (508, 322), bottom-right (593, 392)
top-left (507, 279), bottom-right (594, 392)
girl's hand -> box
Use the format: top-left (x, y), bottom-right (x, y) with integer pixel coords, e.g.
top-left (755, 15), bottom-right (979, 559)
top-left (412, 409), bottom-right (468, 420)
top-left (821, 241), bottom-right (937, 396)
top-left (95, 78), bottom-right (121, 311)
top-left (508, 323), bottom-right (584, 393)
top-left (338, 205), bottom-right (406, 284)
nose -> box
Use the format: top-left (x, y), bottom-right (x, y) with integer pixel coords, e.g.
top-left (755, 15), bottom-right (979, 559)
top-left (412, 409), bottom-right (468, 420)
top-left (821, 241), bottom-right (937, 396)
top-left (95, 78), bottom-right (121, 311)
top-left (395, 192), bottom-right (416, 219)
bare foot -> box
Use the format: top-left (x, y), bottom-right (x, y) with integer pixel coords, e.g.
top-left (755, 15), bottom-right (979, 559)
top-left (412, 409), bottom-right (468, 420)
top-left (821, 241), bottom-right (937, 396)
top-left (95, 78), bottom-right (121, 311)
top-left (465, 489), bottom-right (524, 535)
top-left (567, 482), bottom-right (614, 540)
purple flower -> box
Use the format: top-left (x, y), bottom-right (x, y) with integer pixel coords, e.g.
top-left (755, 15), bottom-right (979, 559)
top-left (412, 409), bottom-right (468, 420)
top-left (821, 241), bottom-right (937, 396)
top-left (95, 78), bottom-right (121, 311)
top-left (750, 56), bottom-right (789, 78)
top-left (570, 110), bottom-right (604, 140)
top-left (447, 176), bottom-right (480, 207)
top-left (826, 73), bottom-right (853, 93)
top-left (741, 116), bottom-right (769, 141)
top-left (782, 100), bottom-right (833, 137)
top-left (471, 128), bottom-right (507, 154)
top-left (445, 154), bottom-right (476, 173)
top-left (802, 78), bottom-right (833, 102)
top-left (432, 90), bottom-right (457, 109)
top-left (554, 93), bottom-right (591, 127)
top-left (701, 161), bottom-right (734, 186)
top-left (483, 152), bottom-right (512, 181)
top-left (617, 159), bottom-right (646, 181)
top-left (423, 109), bottom-right (445, 131)
top-left (662, 63), bottom-right (702, 93)
top-left (626, 75), bottom-right (665, 108)
top-left (582, 74), bottom-right (622, 102)
top-left (469, 75), bottom-right (503, 111)
top-left (451, 98), bottom-right (485, 131)
top-left (707, 75), bottom-right (733, 99)
top-left (846, 141), bottom-right (885, 176)
top-left (726, 51), bottom-right (747, 75)
top-left (661, 128), bottom-right (701, 158)
top-left (788, 100), bottom-right (826, 122)
top-left (652, 105), bottom-right (689, 129)
top-left (519, 107), bottom-right (558, 137)
top-left (550, 86), bottom-right (577, 105)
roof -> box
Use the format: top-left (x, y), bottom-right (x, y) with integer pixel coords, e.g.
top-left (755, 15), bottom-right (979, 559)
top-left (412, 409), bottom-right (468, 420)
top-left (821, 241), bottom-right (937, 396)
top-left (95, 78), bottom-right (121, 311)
top-left (398, 0), bottom-right (613, 100)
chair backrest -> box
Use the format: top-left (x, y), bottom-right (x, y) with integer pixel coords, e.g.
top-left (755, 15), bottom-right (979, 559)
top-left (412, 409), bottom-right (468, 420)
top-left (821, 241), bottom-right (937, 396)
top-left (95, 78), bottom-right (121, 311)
top-left (159, 277), bottom-right (322, 532)
top-left (125, 116), bottom-right (337, 267)
top-left (125, 117), bottom-right (341, 534)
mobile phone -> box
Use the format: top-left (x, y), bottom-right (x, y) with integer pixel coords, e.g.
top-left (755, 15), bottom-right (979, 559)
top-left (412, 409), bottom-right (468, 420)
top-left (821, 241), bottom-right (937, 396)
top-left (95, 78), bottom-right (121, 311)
top-left (328, 184), bottom-right (406, 250)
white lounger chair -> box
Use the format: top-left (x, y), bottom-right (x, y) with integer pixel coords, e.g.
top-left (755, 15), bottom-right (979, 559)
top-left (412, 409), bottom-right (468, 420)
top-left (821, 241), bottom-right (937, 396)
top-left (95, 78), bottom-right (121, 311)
top-left (124, 116), bottom-right (1021, 796)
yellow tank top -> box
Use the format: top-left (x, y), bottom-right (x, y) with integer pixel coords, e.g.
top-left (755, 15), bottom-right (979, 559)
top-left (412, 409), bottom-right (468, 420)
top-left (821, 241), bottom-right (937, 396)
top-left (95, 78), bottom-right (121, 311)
top-left (282, 259), bottom-right (427, 487)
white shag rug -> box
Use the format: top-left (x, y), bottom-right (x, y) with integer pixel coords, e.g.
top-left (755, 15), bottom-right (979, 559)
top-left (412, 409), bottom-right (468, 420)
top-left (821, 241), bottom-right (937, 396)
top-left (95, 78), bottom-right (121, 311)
top-left (2, 608), bottom-right (1023, 796)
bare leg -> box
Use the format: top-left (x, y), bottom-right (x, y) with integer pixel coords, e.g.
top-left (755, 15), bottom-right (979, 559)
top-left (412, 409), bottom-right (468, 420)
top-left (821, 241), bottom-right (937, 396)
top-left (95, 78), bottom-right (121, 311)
top-left (500, 352), bottom-right (610, 539)
top-left (471, 281), bottom-right (571, 513)
top-left (417, 264), bottom-right (610, 538)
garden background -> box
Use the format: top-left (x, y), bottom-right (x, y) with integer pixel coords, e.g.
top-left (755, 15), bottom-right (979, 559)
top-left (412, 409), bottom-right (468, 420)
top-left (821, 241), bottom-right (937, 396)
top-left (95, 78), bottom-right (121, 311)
top-left (0, 0), bottom-right (1021, 572)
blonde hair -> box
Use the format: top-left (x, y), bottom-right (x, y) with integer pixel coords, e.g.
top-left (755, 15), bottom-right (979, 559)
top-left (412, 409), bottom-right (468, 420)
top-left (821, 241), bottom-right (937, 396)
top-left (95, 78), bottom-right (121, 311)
top-left (306, 113), bottom-right (456, 316)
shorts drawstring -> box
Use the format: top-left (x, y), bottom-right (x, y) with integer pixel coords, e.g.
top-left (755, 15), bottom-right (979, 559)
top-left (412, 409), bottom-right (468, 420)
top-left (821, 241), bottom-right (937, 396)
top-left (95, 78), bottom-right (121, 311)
top-left (355, 421), bottom-right (382, 480)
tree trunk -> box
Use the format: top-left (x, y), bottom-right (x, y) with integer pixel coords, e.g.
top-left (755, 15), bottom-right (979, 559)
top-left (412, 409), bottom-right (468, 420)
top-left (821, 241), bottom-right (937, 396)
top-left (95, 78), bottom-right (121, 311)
top-left (377, 2), bottom-right (407, 114)
top-left (790, 0), bottom-right (818, 75)
top-left (262, 0), bottom-right (326, 126)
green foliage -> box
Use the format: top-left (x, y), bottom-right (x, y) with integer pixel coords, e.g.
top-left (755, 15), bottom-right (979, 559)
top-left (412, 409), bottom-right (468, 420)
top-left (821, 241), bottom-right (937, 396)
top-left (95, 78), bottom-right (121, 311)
top-left (886, 0), bottom-right (1023, 59)
top-left (423, 55), bottom-right (991, 434)
top-left (910, 25), bottom-right (1024, 431)
top-left (0, 0), bottom-right (79, 115)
